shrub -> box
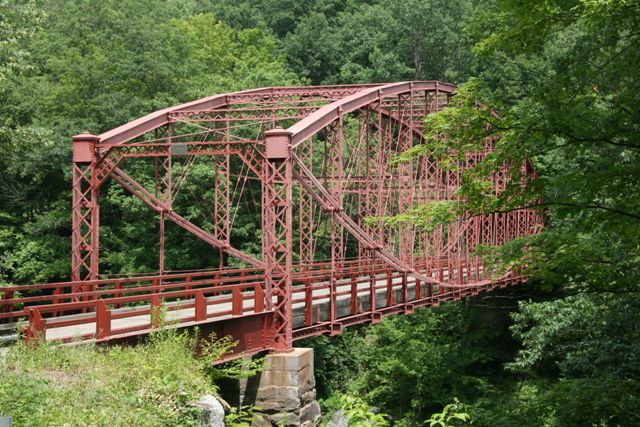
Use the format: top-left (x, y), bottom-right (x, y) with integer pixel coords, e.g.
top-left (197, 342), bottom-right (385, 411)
top-left (0, 329), bottom-right (221, 426)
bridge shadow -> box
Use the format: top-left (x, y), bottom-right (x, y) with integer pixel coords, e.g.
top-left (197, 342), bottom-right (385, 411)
top-left (218, 370), bottom-right (262, 408)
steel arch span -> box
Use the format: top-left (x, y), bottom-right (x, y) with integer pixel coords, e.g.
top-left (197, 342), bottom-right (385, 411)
top-left (1, 82), bottom-right (541, 361)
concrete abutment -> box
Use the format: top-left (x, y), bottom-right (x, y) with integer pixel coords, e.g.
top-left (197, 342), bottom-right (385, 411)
top-left (220, 348), bottom-right (321, 426)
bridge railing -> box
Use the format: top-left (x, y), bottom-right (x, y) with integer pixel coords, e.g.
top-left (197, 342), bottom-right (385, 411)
top-left (17, 258), bottom-right (403, 342)
top-left (290, 267), bottom-right (528, 341)
top-left (3, 255), bottom-right (526, 345)
top-left (22, 277), bottom-right (268, 342)
top-left (0, 257), bottom-right (412, 323)
top-left (0, 267), bottom-right (264, 324)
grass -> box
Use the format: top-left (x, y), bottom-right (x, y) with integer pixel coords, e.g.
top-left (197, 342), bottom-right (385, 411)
top-left (0, 329), bottom-right (224, 426)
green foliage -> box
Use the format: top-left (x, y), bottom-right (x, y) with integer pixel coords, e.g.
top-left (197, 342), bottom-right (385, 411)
top-left (286, 0), bottom-right (475, 84)
top-left (426, 398), bottom-right (470, 427)
top-left (508, 293), bottom-right (640, 378)
top-left (365, 200), bottom-right (460, 232)
top-left (0, 0), bottom-right (43, 80)
top-left (324, 394), bottom-right (389, 427)
top-left (466, 377), bottom-right (640, 427)
top-left (298, 333), bottom-right (361, 397)
top-left (0, 0), bottom-right (298, 285)
top-left (0, 329), bottom-right (220, 426)
top-left (212, 0), bottom-right (475, 84)
top-left (349, 304), bottom-right (502, 422)
top-left (308, 300), bottom-right (516, 425)
top-left (389, 1), bottom-right (640, 426)
top-left (204, 347), bottom-right (264, 383)
top-left (225, 405), bottom-right (259, 427)
top-left (409, 0), bottom-right (640, 290)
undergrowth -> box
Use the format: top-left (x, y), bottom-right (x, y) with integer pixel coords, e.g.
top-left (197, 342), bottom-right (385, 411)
top-left (0, 328), bottom-right (232, 426)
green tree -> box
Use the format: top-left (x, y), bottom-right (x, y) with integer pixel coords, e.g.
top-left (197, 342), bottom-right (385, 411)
top-left (396, 1), bottom-right (640, 425)
top-left (307, 300), bottom-right (516, 425)
top-left (0, 0), bottom-right (297, 284)
top-left (211, 0), bottom-right (475, 84)
top-left (283, 0), bottom-right (475, 84)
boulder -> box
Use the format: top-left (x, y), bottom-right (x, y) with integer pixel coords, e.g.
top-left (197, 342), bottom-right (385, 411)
top-left (193, 394), bottom-right (226, 427)
top-left (326, 410), bottom-right (349, 427)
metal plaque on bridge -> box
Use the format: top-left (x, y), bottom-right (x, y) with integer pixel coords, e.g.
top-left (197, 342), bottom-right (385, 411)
top-left (170, 143), bottom-right (188, 156)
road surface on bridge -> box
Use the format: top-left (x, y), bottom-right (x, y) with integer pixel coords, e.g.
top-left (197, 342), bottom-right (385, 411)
top-left (41, 273), bottom-right (418, 342)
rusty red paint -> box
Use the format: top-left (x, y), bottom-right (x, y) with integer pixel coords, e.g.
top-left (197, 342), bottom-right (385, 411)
top-left (1, 82), bottom-right (541, 361)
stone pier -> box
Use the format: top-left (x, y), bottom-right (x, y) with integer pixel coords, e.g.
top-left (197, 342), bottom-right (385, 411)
top-left (221, 348), bottom-right (321, 426)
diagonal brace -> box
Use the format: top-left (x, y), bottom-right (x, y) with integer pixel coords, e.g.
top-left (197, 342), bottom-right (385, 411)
top-left (291, 152), bottom-right (437, 284)
top-left (109, 167), bottom-right (263, 268)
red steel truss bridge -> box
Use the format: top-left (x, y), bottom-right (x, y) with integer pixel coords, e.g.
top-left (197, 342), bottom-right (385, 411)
top-left (0, 82), bottom-right (541, 361)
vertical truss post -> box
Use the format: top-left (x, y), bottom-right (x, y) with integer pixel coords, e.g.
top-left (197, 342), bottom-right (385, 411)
top-left (357, 109), bottom-right (372, 263)
top-left (155, 124), bottom-right (172, 276)
top-left (214, 119), bottom-right (231, 268)
top-left (370, 107), bottom-right (387, 247)
top-left (376, 112), bottom-right (393, 249)
top-left (263, 128), bottom-right (293, 351)
top-left (298, 137), bottom-right (314, 264)
top-left (328, 117), bottom-right (344, 323)
top-left (422, 89), bottom-right (444, 279)
top-left (397, 90), bottom-right (415, 264)
top-left (328, 118), bottom-right (345, 264)
top-left (369, 250), bottom-right (377, 316)
top-left (415, 155), bottom-right (427, 271)
top-left (159, 210), bottom-right (165, 275)
top-left (71, 133), bottom-right (101, 287)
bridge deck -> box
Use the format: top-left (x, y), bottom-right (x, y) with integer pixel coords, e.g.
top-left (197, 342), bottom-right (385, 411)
top-left (39, 274), bottom-right (393, 341)
top-left (0, 260), bottom-right (522, 360)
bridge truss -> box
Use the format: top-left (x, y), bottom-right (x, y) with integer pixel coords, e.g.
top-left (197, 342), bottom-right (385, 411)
top-left (1, 82), bottom-right (541, 360)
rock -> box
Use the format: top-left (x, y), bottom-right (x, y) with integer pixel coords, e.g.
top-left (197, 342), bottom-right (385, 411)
top-left (267, 412), bottom-right (300, 427)
top-left (326, 410), bottom-right (349, 427)
top-left (251, 414), bottom-right (272, 427)
top-left (193, 394), bottom-right (226, 427)
top-left (255, 385), bottom-right (300, 412)
top-left (216, 395), bottom-right (232, 413)
top-left (300, 401), bottom-right (321, 424)
top-left (300, 390), bottom-right (316, 406)
top-left (220, 348), bottom-right (322, 426)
